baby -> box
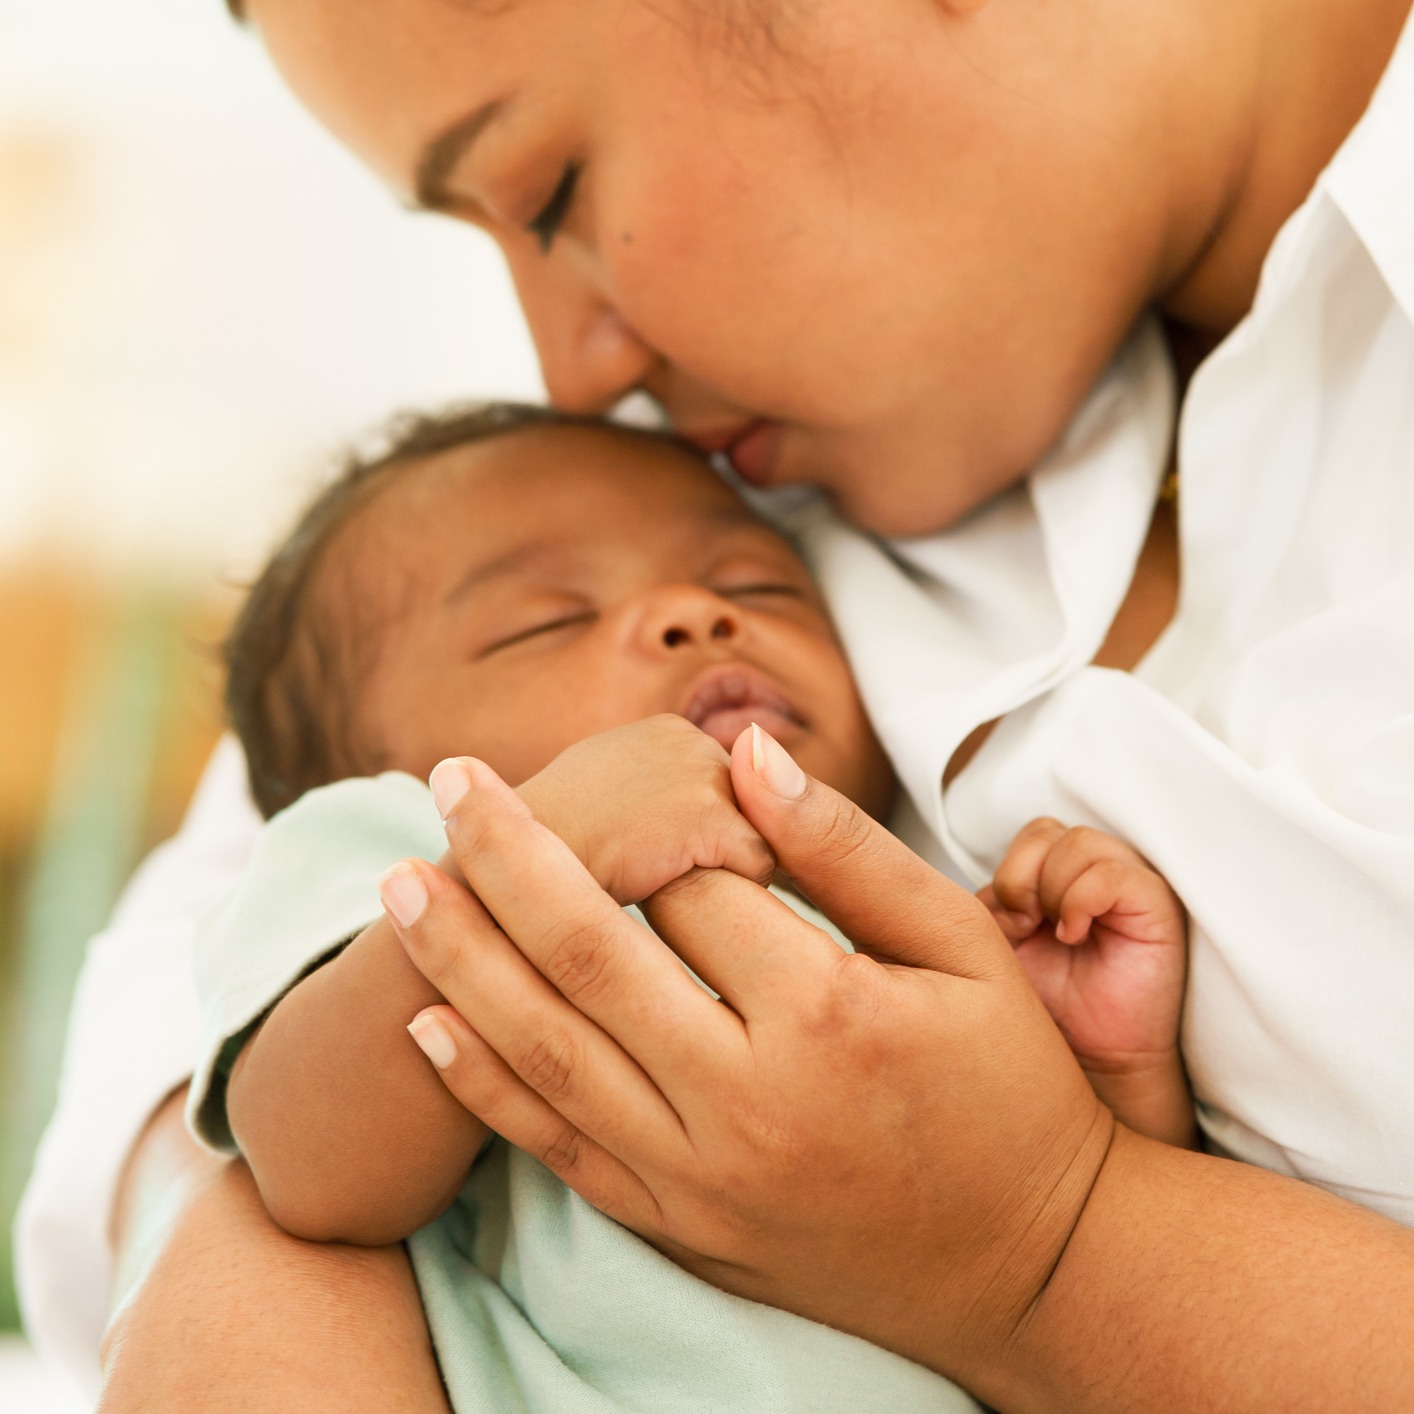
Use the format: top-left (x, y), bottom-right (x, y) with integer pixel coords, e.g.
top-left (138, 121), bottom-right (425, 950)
top-left (189, 405), bottom-right (1193, 1413)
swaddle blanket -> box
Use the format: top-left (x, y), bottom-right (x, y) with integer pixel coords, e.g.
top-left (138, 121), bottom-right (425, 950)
top-left (187, 772), bottom-right (980, 1413)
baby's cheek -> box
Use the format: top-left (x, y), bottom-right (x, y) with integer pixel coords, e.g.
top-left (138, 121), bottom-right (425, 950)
top-left (814, 708), bottom-right (895, 818)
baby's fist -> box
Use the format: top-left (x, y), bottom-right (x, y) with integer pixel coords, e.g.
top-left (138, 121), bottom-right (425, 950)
top-left (980, 818), bottom-right (1187, 1072)
top-left (518, 714), bottom-right (774, 905)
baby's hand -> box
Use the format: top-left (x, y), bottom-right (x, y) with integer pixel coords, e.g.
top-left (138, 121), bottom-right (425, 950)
top-left (979, 817), bottom-right (1197, 1148)
top-left (516, 714), bottom-right (773, 905)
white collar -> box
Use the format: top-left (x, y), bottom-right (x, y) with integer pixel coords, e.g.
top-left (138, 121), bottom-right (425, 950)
top-left (1322, 5), bottom-right (1414, 321)
top-left (787, 321), bottom-right (1173, 845)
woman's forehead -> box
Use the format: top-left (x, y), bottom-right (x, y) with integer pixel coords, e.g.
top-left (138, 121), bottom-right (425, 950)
top-left (247, 0), bottom-right (805, 200)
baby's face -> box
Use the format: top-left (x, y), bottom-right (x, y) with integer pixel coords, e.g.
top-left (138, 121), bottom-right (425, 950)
top-left (321, 424), bottom-right (894, 818)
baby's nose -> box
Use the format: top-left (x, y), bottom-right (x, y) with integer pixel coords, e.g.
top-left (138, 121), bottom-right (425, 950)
top-left (662, 613), bottom-right (736, 648)
top-left (639, 585), bottom-right (742, 654)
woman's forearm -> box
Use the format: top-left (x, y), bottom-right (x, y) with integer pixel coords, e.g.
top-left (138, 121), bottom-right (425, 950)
top-left (101, 1090), bottom-right (452, 1414)
top-left (993, 1127), bottom-right (1414, 1413)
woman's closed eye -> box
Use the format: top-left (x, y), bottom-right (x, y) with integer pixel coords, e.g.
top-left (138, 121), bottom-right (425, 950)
top-left (527, 164), bottom-right (580, 253)
top-left (479, 609), bottom-right (597, 657)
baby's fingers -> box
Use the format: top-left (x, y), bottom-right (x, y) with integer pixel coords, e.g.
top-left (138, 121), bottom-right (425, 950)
top-left (989, 817), bottom-right (1067, 929)
top-left (977, 883), bottom-right (1036, 942)
top-left (1055, 857), bottom-right (1156, 944)
top-left (717, 812), bottom-right (777, 889)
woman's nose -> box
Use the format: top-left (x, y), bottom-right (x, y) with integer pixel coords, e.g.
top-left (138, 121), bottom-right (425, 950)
top-left (506, 245), bottom-right (659, 415)
top-left (635, 585), bottom-right (741, 655)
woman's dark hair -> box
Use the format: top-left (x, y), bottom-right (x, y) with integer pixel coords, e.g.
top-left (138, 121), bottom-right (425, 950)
top-left (225, 401), bottom-right (616, 818)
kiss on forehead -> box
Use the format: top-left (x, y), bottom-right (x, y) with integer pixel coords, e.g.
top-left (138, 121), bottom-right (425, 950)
top-left (225, 410), bottom-right (895, 822)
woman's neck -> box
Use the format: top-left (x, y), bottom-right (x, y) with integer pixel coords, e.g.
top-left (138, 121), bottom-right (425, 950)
top-left (1160, 0), bottom-right (1411, 338)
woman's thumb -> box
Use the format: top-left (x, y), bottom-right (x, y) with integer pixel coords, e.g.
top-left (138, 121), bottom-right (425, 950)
top-left (730, 726), bottom-right (1007, 979)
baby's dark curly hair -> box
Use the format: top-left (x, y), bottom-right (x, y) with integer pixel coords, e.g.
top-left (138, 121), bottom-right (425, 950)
top-left (225, 402), bottom-right (627, 818)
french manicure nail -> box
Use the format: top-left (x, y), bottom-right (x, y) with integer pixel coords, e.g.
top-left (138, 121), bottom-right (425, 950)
top-left (750, 722), bottom-right (807, 800)
top-left (408, 1014), bottom-right (456, 1070)
top-left (429, 758), bottom-right (473, 818)
top-left (380, 863), bottom-right (428, 928)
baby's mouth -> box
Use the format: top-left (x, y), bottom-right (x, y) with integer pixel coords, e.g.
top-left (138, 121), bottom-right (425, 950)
top-left (679, 664), bottom-right (807, 753)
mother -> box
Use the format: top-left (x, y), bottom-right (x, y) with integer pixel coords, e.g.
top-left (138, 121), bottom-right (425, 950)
top-left (23, 0), bottom-right (1414, 1408)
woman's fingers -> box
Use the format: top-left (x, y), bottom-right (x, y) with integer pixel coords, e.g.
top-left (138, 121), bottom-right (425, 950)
top-left (731, 726), bottom-right (1010, 980)
top-left (429, 757), bottom-right (737, 1071)
top-left (380, 857), bottom-right (692, 1162)
top-left (406, 1005), bottom-right (665, 1234)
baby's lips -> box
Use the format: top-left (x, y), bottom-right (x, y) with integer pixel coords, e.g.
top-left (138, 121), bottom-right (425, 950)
top-left (679, 663), bottom-right (803, 736)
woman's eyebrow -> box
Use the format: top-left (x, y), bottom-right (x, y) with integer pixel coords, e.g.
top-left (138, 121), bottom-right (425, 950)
top-left (414, 100), bottom-right (503, 211)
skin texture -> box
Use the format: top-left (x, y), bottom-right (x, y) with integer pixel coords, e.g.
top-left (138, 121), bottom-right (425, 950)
top-left (228, 429), bottom-right (1175, 1248)
top-left (390, 736), bottom-right (1414, 1412)
top-left (979, 817), bottom-right (1197, 1150)
top-left (316, 423), bottom-right (891, 814)
top-left (102, 0), bottom-right (1414, 1408)
top-left (244, 0), bottom-right (1181, 536)
top-left (242, 0), bottom-right (1407, 537)
top-left (101, 1091), bottom-right (452, 1414)
top-left (225, 426), bottom-right (894, 1243)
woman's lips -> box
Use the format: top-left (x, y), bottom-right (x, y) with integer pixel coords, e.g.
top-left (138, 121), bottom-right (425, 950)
top-left (679, 664), bottom-right (805, 752)
top-left (723, 421), bottom-right (782, 487)
top-left (682, 421), bottom-right (783, 487)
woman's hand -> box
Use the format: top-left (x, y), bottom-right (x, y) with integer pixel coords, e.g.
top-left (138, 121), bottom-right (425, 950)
top-left (383, 726), bottom-right (1113, 1396)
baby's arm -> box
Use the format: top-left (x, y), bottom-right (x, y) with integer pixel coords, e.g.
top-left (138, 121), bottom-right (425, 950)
top-left (226, 900), bottom-right (482, 1244)
top-left (979, 818), bottom-right (1198, 1149)
top-left (227, 715), bottom-right (772, 1245)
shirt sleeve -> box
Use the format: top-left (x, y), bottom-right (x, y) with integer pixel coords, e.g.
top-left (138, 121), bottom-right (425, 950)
top-left (13, 736), bottom-right (263, 1398)
top-left (184, 771), bottom-right (446, 1154)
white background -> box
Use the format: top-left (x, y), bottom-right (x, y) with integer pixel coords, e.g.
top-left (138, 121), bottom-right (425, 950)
top-left (0, 0), bottom-right (544, 587)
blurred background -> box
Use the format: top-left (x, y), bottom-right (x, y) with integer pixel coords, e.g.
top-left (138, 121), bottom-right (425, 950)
top-left (1, 0), bottom-right (542, 1402)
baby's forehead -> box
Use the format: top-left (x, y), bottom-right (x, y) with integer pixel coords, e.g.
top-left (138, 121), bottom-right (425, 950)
top-left (322, 421), bottom-right (801, 622)
top-left (379, 422), bottom-right (777, 545)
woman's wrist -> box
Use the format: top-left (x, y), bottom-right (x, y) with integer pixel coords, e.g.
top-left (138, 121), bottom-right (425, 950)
top-left (992, 1127), bottom-right (1414, 1414)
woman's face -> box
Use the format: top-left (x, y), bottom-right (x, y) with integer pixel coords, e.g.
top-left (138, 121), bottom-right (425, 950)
top-left (251, 0), bottom-right (1197, 537)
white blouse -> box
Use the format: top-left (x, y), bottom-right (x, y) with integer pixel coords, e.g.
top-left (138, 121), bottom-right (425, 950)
top-left (17, 8), bottom-right (1414, 1395)
top-left (798, 8), bottom-right (1414, 1220)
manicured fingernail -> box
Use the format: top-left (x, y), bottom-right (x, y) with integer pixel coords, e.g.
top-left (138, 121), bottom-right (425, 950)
top-left (429, 758), bottom-right (473, 818)
top-left (407, 1014), bottom-right (456, 1070)
top-left (751, 723), bottom-right (807, 800)
top-left (380, 863), bottom-right (428, 928)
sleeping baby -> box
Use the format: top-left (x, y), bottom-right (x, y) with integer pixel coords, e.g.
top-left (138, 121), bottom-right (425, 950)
top-left (187, 405), bottom-right (1194, 1412)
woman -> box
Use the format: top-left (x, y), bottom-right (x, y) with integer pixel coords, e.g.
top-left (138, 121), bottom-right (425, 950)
top-left (22, 0), bottom-right (1414, 1407)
